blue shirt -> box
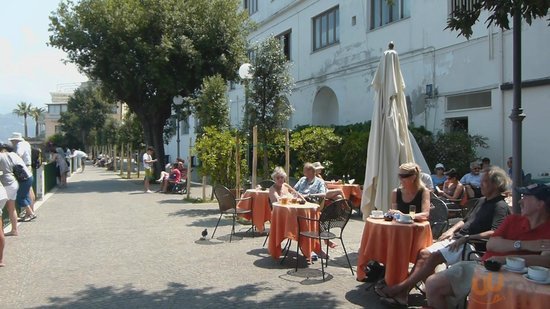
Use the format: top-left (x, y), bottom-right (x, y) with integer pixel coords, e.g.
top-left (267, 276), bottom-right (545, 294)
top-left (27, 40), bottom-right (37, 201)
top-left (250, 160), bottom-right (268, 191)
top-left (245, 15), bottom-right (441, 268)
top-left (294, 176), bottom-right (326, 195)
top-left (431, 175), bottom-right (446, 187)
top-left (460, 173), bottom-right (481, 188)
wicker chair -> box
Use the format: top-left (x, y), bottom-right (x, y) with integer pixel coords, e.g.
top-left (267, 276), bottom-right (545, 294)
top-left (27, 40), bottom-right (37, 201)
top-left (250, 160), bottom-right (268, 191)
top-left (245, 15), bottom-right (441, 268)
top-left (296, 199), bottom-right (354, 281)
top-left (211, 185), bottom-right (252, 242)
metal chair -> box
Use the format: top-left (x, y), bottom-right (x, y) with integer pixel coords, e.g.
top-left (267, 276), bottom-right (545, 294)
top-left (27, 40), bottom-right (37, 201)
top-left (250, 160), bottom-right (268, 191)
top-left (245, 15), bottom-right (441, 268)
top-left (258, 179), bottom-right (275, 190)
top-left (211, 185), bottom-right (252, 242)
top-left (429, 194), bottom-right (449, 239)
top-left (296, 199), bottom-right (354, 281)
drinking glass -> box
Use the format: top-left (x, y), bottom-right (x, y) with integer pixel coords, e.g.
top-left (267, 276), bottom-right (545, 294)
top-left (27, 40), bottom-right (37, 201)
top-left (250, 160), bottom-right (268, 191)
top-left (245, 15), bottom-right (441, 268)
top-left (409, 205), bottom-right (416, 216)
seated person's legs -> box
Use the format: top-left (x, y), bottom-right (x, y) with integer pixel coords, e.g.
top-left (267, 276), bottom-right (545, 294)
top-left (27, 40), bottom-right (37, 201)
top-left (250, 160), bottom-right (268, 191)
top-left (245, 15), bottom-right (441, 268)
top-left (425, 261), bottom-right (477, 309)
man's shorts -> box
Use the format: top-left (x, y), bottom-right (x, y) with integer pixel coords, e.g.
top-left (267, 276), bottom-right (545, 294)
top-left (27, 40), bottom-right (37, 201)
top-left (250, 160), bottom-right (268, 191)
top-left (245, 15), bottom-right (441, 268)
top-left (426, 238), bottom-right (477, 265)
top-left (144, 168), bottom-right (154, 180)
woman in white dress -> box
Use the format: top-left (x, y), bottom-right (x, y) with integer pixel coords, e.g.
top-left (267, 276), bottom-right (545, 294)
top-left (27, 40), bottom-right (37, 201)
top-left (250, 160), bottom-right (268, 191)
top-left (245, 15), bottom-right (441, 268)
top-left (54, 147), bottom-right (69, 187)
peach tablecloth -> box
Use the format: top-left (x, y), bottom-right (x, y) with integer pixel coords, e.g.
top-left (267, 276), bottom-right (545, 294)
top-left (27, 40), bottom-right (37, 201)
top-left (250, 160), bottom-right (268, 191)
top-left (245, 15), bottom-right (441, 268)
top-left (268, 202), bottom-right (320, 260)
top-left (236, 189), bottom-right (272, 233)
top-left (356, 218), bottom-right (433, 285)
top-left (468, 265), bottom-right (550, 309)
top-left (326, 183), bottom-right (362, 207)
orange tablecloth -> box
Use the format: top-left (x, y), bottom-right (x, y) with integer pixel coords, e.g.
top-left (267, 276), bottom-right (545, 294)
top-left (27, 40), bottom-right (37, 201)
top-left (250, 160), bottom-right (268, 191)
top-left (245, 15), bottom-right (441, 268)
top-left (268, 202), bottom-right (321, 260)
top-left (468, 265), bottom-right (550, 309)
top-left (236, 189), bottom-right (272, 233)
top-left (326, 183), bottom-right (362, 207)
top-left (356, 218), bottom-right (433, 285)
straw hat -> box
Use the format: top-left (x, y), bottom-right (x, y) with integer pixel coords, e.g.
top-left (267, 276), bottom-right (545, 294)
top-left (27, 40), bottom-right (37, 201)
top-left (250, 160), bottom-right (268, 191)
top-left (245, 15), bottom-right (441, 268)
top-left (8, 132), bottom-right (24, 141)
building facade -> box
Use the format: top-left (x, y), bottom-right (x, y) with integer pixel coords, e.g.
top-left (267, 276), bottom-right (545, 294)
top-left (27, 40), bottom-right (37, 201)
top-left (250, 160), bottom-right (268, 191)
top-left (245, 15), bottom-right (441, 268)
top-left (223, 0), bottom-right (550, 176)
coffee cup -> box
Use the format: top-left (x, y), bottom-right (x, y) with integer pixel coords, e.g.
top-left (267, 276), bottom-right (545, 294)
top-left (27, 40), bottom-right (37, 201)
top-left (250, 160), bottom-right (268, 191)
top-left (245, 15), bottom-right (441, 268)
top-left (527, 266), bottom-right (549, 282)
top-left (399, 214), bottom-right (413, 223)
top-left (372, 210), bottom-right (383, 217)
top-left (506, 257), bottom-right (526, 270)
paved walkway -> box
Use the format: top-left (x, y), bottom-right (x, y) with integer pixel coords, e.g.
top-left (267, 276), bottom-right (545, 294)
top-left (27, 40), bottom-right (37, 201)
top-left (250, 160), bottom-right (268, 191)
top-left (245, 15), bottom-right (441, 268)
top-left (0, 166), bottom-right (417, 308)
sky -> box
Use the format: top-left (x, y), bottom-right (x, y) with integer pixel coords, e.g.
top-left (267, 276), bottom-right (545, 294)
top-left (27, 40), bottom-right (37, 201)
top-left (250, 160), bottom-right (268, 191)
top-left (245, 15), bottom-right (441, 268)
top-left (0, 0), bottom-right (88, 115)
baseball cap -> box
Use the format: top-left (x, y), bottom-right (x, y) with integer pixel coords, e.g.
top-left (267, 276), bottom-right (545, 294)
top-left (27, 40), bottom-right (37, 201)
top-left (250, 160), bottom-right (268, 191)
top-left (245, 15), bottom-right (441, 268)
top-left (517, 183), bottom-right (550, 201)
top-left (435, 163), bottom-right (444, 170)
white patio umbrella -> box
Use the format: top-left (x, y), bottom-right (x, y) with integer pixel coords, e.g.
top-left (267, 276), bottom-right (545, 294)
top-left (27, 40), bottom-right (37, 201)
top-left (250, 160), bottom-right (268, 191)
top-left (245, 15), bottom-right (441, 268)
top-left (360, 43), bottom-right (416, 220)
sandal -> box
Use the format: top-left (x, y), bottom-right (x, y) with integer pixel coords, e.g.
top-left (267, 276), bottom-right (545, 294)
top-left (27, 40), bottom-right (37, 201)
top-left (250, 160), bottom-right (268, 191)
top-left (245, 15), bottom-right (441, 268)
top-left (380, 296), bottom-right (407, 307)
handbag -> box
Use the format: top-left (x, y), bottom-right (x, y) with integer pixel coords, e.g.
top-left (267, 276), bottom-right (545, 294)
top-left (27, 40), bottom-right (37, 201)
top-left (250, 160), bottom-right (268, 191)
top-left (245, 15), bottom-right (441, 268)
top-left (7, 154), bottom-right (29, 182)
top-left (363, 260), bottom-right (386, 282)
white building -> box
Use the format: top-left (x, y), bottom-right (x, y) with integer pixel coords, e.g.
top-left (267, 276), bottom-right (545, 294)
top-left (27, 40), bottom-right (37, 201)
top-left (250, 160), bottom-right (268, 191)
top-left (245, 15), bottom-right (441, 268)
top-left (221, 0), bottom-right (550, 177)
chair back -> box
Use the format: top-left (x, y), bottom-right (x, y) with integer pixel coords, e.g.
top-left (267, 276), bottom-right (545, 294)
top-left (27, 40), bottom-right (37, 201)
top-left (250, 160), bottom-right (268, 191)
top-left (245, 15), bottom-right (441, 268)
top-left (462, 197), bottom-right (480, 218)
top-left (288, 177), bottom-right (298, 187)
top-left (319, 199), bottom-right (352, 234)
top-left (429, 194), bottom-right (449, 239)
top-left (213, 184), bottom-right (237, 212)
top-left (258, 179), bottom-right (275, 190)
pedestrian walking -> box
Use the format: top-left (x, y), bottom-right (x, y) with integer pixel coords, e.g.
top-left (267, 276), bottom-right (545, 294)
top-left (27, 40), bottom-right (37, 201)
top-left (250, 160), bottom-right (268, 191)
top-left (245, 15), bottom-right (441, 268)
top-left (143, 147), bottom-right (157, 193)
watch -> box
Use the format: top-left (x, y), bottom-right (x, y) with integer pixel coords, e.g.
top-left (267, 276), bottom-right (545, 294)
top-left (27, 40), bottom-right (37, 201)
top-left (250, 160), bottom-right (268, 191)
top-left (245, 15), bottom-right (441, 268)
top-left (513, 240), bottom-right (522, 250)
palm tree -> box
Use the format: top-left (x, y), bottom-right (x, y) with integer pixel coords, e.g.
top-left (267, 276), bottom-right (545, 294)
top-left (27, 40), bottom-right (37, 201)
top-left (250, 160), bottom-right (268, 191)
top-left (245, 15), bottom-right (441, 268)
top-left (12, 102), bottom-right (33, 138)
top-left (30, 106), bottom-right (46, 138)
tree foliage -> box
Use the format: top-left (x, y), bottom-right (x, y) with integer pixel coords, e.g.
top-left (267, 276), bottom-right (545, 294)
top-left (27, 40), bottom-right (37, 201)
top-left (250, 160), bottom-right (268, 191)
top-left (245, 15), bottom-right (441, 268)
top-left (194, 127), bottom-right (247, 188)
top-left (12, 101), bottom-right (33, 138)
top-left (446, 0), bottom-right (549, 38)
top-left (30, 107), bottom-right (46, 138)
top-left (289, 127), bottom-right (341, 177)
top-left (59, 82), bottom-right (116, 150)
top-left (48, 0), bottom-right (250, 171)
top-left (191, 74), bottom-right (230, 134)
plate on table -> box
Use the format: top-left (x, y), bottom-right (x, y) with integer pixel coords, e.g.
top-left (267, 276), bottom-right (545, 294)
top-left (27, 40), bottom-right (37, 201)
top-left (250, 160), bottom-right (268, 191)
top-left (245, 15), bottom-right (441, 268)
top-left (503, 265), bottom-right (527, 274)
top-left (369, 215), bottom-right (384, 219)
top-left (396, 219), bottom-right (413, 224)
top-left (523, 274), bottom-right (550, 285)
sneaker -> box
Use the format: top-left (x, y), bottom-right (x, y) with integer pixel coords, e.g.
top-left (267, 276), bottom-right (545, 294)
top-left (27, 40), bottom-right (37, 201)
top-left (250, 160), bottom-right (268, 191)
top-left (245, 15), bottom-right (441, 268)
top-left (145, 190), bottom-right (153, 193)
top-left (311, 253), bottom-right (318, 261)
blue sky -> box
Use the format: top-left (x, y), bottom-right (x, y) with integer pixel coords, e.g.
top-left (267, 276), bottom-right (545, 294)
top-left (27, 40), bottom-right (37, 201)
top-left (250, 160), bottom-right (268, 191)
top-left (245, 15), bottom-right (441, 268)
top-left (0, 0), bottom-right (87, 114)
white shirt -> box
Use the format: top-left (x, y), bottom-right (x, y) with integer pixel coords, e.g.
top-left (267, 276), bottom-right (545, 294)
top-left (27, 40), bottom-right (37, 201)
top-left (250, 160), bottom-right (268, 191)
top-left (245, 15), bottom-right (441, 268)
top-left (72, 150), bottom-right (88, 159)
top-left (142, 153), bottom-right (152, 169)
top-left (15, 140), bottom-right (32, 166)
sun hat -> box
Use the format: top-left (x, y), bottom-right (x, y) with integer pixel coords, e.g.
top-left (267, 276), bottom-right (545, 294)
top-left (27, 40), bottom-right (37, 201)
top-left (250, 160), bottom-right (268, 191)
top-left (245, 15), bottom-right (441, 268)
top-left (312, 161), bottom-right (324, 170)
top-left (8, 132), bottom-right (24, 141)
top-left (444, 168), bottom-right (458, 178)
top-left (435, 163), bottom-right (445, 170)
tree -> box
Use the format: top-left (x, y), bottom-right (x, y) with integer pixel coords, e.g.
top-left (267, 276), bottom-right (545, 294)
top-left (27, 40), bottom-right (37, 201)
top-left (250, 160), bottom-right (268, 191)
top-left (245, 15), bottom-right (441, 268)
top-left (446, 0), bottom-right (549, 214)
top-left (48, 0), bottom-right (249, 173)
top-left (191, 74), bottom-right (230, 134)
top-left (245, 36), bottom-right (293, 177)
top-left (12, 102), bottom-right (33, 138)
top-left (59, 82), bottom-right (116, 151)
top-left (30, 106), bottom-right (46, 138)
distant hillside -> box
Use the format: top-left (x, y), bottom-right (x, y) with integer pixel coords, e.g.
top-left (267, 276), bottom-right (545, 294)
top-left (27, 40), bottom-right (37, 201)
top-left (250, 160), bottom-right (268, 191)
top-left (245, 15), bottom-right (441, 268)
top-left (0, 113), bottom-right (36, 144)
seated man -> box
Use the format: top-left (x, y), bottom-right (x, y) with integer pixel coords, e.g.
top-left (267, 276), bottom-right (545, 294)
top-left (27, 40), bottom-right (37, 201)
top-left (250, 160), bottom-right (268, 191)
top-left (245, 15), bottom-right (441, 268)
top-left (160, 163), bottom-right (182, 193)
top-left (424, 183), bottom-right (550, 309)
top-left (460, 161), bottom-right (482, 198)
top-left (376, 166), bottom-right (510, 307)
top-left (294, 162), bottom-right (327, 200)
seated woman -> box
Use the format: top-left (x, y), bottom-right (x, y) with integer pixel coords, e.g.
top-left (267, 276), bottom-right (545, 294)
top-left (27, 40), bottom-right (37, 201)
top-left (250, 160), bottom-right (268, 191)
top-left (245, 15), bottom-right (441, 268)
top-left (388, 162), bottom-right (431, 221)
top-left (269, 166), bottom-right (301, 204)
top-left (437, 168), bottom-right (464, 201)
top-left (160, 163), bottom-right (181, 193)
top-left (311, 161), bottom-right (345, 202)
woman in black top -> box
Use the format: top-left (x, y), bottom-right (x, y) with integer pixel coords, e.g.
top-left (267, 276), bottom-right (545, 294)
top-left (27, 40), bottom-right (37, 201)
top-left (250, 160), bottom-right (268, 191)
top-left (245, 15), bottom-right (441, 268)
top-left (389, 162), bottom-right (431, 221)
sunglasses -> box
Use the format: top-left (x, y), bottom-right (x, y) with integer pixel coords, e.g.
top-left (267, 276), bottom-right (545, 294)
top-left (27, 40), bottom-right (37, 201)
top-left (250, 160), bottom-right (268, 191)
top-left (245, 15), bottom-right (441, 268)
top-left (398, 173), bottom-right (415, 178)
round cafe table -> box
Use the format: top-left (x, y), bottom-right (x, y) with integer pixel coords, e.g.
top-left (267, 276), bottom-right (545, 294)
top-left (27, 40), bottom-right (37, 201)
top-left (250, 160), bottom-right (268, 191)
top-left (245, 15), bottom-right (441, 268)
top-left (236, 189), bottom-right (272, 233)
top-left (356, 217), bottom-right (433, 286)
top-left (268, 202), bottom-right (320, 260)
top-left (468, 264), bottom-right (550, 309)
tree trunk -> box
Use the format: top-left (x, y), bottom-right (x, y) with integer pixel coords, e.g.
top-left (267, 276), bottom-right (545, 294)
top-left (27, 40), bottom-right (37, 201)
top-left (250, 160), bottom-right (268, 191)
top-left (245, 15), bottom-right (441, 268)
top-left (24, 115), bottom-right (28, 138)
top-left (140, 113), bottom-right (167, 179)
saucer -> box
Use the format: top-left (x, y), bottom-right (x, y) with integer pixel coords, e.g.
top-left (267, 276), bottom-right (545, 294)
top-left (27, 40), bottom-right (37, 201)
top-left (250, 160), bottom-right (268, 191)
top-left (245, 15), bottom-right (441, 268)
top-left (369, 215), bottom-right (384, 219)
top-left (523, 274), bottom-right (550, 285)
top-left (396, 219), bottom-right (413, 224)
top-left (503, 265), bottom-right (527, 274)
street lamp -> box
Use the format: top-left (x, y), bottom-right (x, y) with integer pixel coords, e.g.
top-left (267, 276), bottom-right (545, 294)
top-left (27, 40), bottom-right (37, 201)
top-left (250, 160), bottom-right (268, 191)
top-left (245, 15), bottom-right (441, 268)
top-left (173, 95), bottom-right (184, 159)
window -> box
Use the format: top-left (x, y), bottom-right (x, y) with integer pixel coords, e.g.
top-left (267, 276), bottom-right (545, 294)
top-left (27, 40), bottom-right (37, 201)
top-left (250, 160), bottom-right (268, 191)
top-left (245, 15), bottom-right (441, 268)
top-left (181, 117), bottom-right (190, 135)
top-left (313, 6), bottom-right (339, 51)
top-left (276, 30), bottom-right (291, 60)
top-left (370, 0), bottom-right (410, 29)
top-left (48, 104), bottom-right (67, 115)
top-left (447, 91), bottom-right (491, 111)
top-left (450, 0), bottom-right (481, 17)
top-left (244, 0), bottom-right (258, 15)
top-left (445, 117), bottom-right (468, 133)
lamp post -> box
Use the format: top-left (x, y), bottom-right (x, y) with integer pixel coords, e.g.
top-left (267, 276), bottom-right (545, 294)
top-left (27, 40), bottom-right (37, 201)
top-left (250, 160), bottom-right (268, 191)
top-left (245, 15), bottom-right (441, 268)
top-left (239, 63), bottom-right (253, 185)
top-left (173, 95), bottom-right (184, 159)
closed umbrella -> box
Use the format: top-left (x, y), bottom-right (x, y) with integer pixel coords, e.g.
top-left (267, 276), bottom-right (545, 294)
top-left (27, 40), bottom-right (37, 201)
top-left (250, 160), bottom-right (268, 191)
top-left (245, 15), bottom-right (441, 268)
top-left (361, 43), bottom-right (416, 220)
